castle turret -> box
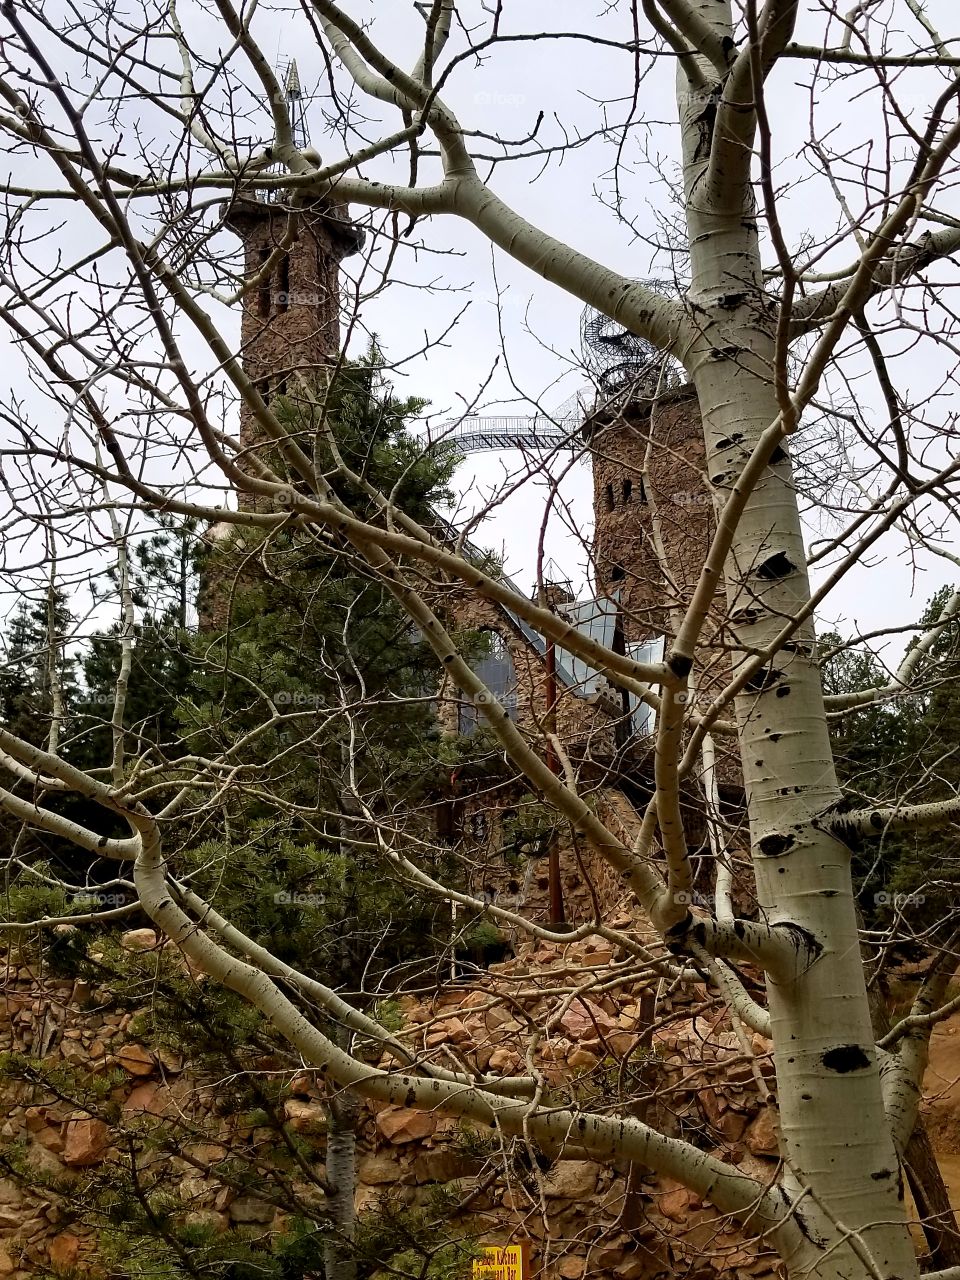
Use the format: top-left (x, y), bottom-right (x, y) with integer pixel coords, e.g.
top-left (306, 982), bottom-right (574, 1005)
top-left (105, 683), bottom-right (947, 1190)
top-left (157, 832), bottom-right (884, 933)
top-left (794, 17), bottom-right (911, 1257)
top-left (587, 385), bottom-right (715, 646)
top-left (578, 297), bottom-right (718, 652)
top-left (200, 62), bottom-right (364, 626)
top-left (224, 62), bottom-right (364, 472)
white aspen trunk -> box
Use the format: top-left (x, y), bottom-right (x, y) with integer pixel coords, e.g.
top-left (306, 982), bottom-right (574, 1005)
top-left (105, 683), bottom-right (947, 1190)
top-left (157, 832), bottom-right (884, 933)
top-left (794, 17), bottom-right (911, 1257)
top-left (677, 12), bottom-right (918, 1277)
top-left (323, 1093), bottom-right (359, 1280)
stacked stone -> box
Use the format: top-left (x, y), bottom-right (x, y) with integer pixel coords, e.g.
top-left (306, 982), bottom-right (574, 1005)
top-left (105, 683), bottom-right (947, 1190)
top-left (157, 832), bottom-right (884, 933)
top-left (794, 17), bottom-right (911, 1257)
top-left (0, 927), bottom-right (953, 1278)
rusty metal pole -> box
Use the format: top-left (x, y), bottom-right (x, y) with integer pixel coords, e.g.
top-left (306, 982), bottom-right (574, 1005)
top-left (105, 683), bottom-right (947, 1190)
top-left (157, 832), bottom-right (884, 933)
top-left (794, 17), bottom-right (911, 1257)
top-left (544, 638), bottom-right (566, 927)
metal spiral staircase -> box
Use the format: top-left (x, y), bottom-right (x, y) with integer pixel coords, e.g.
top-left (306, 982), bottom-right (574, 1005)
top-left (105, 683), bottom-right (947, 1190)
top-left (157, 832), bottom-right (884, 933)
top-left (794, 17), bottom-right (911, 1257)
top-left (437, 286), bottom-right (682, 456)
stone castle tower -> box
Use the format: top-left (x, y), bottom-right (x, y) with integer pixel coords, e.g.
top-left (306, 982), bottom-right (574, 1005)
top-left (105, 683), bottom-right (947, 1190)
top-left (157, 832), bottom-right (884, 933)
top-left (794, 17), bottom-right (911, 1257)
top-left (582, 329), bottom-right (714, 649)
top-left (587, 388), bottom-right (715, 643)
top-left (224, 63), bottom-right (364, 478)
top-left (198, 64), bottom-right (363, 626)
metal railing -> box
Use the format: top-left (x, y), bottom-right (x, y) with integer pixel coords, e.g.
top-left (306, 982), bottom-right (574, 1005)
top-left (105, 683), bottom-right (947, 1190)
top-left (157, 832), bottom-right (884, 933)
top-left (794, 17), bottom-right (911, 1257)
top-left (440, 415), bottom-right (581, 454)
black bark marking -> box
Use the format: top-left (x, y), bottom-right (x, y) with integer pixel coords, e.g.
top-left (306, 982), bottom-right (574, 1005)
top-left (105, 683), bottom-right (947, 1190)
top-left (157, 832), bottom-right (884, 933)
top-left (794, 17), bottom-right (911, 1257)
top-left (775, 685), bottom-right (791, 698)
top-left (758, 833), bottom-right (796, 858)
top-left (769, 444), bottom-right (788, 464)
top-left (731, 606), bottom-right (761, 624)
top-left (872, 1169), bottom-right (894, 1181)
top-left (827, 817), bottom-right (864, 853)
top-left (821, 1045), bottom-right (871, 1073)
top-left (757, 551), bottom-right (797, 580)
top-left (777, 922), bottom-right (823, 961)
top-left (692, 88), bottom-right (720, 161)
top-left (745, 666), bottom-right (784, 692)
top-left (665, 912), bottom-right (693, 940)
top-left (668, 653), bottom-right (693, 679)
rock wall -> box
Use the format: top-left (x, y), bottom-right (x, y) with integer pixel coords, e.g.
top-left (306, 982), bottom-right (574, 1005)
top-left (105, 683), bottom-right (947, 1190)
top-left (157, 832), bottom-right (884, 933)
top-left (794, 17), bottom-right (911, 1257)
top-left (0, 927), bottom-right (954, 1278)
top-left (0, 923), bottom-right (782, 1279)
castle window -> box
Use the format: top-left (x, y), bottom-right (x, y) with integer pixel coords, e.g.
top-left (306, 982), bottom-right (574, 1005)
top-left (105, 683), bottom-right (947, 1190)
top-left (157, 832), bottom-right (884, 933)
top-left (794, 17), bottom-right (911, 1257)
top-left (277, 253), bottom-right (290, 312)
top-left (469, 812), bottom-right (488, 841)
top-left (623, 477), bottom-right (632, 503)
top-left (604, 482), bottom-right (615, 511)
top-left (458, 630), bottom-right (518, 736)
top-left (275, 375), bottom-right (288, 398)
top-left (436, 799), bottom-right (464, 845)
top-left (638, 476), bottom-right (648, 503)
top-left (257, 377), bottom-right (270, 403)
top-left (257, 248), bottom-right (271, 319)
top-left (610, 563), bottom-right (626, 584)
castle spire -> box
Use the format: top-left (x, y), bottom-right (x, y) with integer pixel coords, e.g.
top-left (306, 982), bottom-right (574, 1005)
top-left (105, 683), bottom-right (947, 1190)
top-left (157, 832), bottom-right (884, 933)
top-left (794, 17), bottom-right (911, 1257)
top-left (283, 59), bottom-right (309, 156)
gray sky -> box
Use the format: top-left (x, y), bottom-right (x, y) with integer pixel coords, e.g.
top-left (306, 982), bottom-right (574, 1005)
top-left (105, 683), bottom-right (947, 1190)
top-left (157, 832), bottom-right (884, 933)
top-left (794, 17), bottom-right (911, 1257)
top-left (1, 0), bottom-right (958, 663)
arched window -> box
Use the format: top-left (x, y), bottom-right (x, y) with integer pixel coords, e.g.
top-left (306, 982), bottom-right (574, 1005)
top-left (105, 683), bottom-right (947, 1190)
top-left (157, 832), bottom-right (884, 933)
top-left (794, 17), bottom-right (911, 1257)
top-left (623, 477), bottom-right (632, 503)
top-left (604, 481), bottom-right (615, 511)
top-left (257, 247), bottom-right (271, 319)
top-left (277, 253), bottom-right (290, 312)
top-left (458, 629), bottom-right (518, 735)
top-left (469, 812), bottom-right (488, 841)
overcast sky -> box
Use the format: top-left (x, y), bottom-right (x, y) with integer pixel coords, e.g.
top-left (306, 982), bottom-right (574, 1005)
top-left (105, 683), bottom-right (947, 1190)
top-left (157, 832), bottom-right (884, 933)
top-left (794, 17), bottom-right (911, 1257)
top-left (1, 0), bottom-right (958, 663)
top-left (309, 0), bottom-right (960, 651)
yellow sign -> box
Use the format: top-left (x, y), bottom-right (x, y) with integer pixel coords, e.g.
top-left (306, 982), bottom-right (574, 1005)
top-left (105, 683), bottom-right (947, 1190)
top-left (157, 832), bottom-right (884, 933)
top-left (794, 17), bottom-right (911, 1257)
top-left (473, 1242), bottom-right (530, 1280)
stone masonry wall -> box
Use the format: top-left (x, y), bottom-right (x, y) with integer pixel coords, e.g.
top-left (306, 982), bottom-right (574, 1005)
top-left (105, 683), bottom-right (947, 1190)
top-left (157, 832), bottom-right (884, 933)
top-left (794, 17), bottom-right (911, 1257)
top-left (0, 925), bottom-right (785, 1280)
top-left (0, 927), bottom-right (955, 1277)
top-left (224, 196), bottom-right (362, 468)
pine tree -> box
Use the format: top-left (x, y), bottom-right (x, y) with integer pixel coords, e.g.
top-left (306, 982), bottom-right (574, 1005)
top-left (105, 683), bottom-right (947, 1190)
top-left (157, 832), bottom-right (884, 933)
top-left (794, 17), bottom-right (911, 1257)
top-left (73, 516), bottom-right (202, 770)
top-left (0, 351), bottom-right (479, 1279)
top-left (0, 588), bottom-right (77, 748)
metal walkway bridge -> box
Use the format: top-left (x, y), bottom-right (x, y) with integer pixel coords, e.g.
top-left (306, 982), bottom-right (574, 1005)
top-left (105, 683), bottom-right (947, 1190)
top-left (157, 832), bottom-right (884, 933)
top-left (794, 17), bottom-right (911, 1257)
top-left (440, 414), bottom-right (582, 454)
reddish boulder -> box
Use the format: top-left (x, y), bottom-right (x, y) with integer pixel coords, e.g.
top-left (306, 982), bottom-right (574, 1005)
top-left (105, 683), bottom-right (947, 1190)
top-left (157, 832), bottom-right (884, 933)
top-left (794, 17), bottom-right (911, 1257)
top-left (117, 1043), bottom-right (155, 1076)
top-left (48, 1233), bottom-right (80, 1272)
top-left (745, 1106), bottom-right (780, 1158)
top-left (376, 1107), bottom-right (436, 1143)
top-left (558, 999), bottom-right (618, 1042)
top-left (63, 1117), bottom-right (110, 1167)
